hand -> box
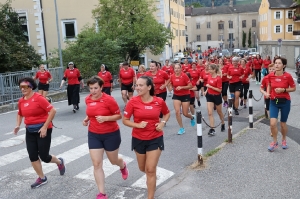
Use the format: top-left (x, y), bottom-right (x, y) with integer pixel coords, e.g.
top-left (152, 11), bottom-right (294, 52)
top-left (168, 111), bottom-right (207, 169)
top-left (136, 121), bottom-right (148, 128)
top-left (131, 85), bottom-right (135, 90)
top-left (204, 91), bottom-right (207, 96)
top-left (196, 81), bottom-right (200, 85)
top-left (13, 126), bottom-right (20, 135)
top-left (82, 118), bottom-right (89, 126)
top-left (95, 116), bottom-right (107, 123)
top-left (246, 78), bottom-right (250, 82)
top-left (176, 86), bottom-right (182, 90)
top-left (206, 84), bottom-right (211, 88)
top-left (264, 92), bottom-right (270, 99)
top-left (39, 126), bottom-right (47, 138)
top-left (46, 81), bottom-right (49, 84)
top-left (200, 79), bottom-right (204, 82)
top-left (111, 88), bottom-right (113, 92)
top-left (155, 122), bottom-right (164, 131)
top-left (160, 85), bottom-right (166, 90)
top-left (275, 88), bottom-right (284, 94)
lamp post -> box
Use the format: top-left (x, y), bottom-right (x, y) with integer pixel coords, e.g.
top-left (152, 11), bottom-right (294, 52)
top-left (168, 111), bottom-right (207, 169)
top-left (253, 31), bottom-right (256, 50)
top-left (54, 0), bottom-right (63, 80)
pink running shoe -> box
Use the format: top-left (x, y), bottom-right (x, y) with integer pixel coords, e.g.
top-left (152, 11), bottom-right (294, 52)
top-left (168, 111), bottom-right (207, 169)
top-left (120, 161), bottom-right (129, 180)
top-left (96, 193), bottom-right (108, 199)
top-left (282, 140), bottom-right (288, 149)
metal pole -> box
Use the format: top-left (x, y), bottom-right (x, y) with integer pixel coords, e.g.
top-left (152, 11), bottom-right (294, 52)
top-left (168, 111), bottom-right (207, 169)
top-left (54, 0), bottom-right (63, 80)
top-left (228, 98), bottom-right (233, 143)
top-left (196, 111), bottom-right (203, 165)
top-left (249, 90), bottom-right (253, 128)
top-left (8, 74), bottom-right (15, 108)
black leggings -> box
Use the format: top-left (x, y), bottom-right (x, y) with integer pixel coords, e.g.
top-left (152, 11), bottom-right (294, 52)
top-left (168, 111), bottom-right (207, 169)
top-left (26, 128), bottom-right (52, 163)
top-left (156, 91), bottom-right (167, 118)
top-left (254, 69), bottom-right (261, 82)
top-left (222, 82), bottom-right (229, 97)
top-left (67, 84), bottom-right (80, 106)
top-left (239, 83), bottom-right (250, 99)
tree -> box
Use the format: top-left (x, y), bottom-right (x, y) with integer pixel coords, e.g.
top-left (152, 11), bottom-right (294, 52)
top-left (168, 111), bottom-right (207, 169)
top-left (242, 30), bottom-right (246, 48)
top-left (248, 28), bottom-right (252, 48)
top-left (47, 28), bottom-right (123, 79)
top-left (185, 2), bottom-right (202, 7)
top-left (92, 0), bottom-right (173, 61)
top-left (0, 1), bottom-right (42, 73)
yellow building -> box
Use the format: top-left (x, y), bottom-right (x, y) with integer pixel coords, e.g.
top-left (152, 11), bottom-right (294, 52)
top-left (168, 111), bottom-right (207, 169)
top-left (258, 0), bottom-right (300, 66)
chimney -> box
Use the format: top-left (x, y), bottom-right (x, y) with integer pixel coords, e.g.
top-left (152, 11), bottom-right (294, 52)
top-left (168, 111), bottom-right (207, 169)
top-left (212, 0), bottom-right (215, 8)
top-left (229, 0), bottom-right (233, 7)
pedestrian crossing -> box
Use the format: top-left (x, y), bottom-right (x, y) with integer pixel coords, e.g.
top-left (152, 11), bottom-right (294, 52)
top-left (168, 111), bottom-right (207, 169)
top-left (0, 133), bottom-right (175, 193)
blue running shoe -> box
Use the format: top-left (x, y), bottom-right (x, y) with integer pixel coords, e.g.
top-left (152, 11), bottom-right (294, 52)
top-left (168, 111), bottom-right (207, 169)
top-left (268, 142), bottom-right (278, 152)
top-left (177, 128), bottom-right (185, 135)
top-left (191, 117), bottom-right (196, 127)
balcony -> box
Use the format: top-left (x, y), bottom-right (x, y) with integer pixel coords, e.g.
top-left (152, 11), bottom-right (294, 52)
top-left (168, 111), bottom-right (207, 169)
top-left (293, 15), bottom-right (300, 22)
top-left (293, 30), bottom-right (300, 35)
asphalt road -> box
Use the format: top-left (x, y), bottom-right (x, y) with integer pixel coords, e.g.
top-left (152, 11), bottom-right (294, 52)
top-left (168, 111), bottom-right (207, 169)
top-left (0, 79), bottom-right (276, 199)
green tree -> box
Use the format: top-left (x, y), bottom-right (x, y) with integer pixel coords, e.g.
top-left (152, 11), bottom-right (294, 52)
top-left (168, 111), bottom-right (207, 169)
top-left (185, 2), bottom-right (202, 7)
top-left (92, 0), bottom-right (173, 61)
top-left (47, 28), bottom-right (123, 79)
top-left (242, 30), bottom-right (246, 48)
top-left (0, 1), bottom-right (41, 73)
top-left (248, 28), bottom-right (252, 48)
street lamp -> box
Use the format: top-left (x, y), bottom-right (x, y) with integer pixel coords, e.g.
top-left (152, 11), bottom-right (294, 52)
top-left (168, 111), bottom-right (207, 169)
top-left (253, 31), bottom-right (256, 50)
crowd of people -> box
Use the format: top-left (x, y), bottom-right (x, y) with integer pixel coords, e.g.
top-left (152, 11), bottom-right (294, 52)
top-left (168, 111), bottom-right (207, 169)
top-left (13, 52), bottom-right (296, 199)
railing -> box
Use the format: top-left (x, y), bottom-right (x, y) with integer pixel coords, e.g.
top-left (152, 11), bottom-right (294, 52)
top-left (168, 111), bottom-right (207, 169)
top-left (293, 16), bottom-right (300, 21)
top-left (293, 30), bottom-right (300, 35)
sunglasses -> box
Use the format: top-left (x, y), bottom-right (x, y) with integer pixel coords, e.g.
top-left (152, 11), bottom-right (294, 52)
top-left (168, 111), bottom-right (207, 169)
top-left (19, 85), bottom-right (31, 89)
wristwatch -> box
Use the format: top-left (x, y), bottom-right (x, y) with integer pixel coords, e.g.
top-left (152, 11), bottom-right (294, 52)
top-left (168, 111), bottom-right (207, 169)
top-left (161, 121), bottom-right (166, 123)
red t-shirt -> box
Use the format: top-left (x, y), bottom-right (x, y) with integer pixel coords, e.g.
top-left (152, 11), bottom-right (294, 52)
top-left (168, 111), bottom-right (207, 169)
top-left (241, 67), bottom-right (252, 84)
top-left (145, 70), bottom-right (169, 95)
top-left (246, 60), bottom-right (253, 69)
top-left (188, 69), bottom-right (201, 85)
top-left (196, 64), bottom-right (205, 72)
top-left (124, 96), bottom-right (170, 140)
top-left (182, 64), bottom-right (191, 73)
top-left (200, 70), bottom-right (211, 86)
top-left (260, 75), bottom-right (269, 99)
top-left (136, 72), bottom-right (145, 79)
top-left (253, 58), bottom-right (263, 70)
top-left (85, 93), bottom-right (120, 134)
top-left (221, 65), bottom-right (229, 82)
top-left (98, 71), bottom-right (112, 88)
top-left (119, 67), bottom-right (135, 85)
top-left (35, 71), bottom-right (52, 84)
top-left (63, 68), bottom-right (81, 85)
top-left (267, 72), bottom-right (295, 100)
top-left (161, 65), bottom-right (174, 76)
top-left (18, 93), bottom-right (53, 128)
top-left (190, 82), bottom-right (196, 98)
top-left (227, 66), bottom-right (244, 83)
top-left (207, 76), bottom-right (222, 95)
top-left (263, 59), bottom-right (272, 69)
top-left (170, 72), bottom-right (191, 96)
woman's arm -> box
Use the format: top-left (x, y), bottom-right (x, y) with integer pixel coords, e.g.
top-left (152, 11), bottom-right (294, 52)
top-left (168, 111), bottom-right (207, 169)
top-left (95, 114), bottom-right (122, 123)
top-left (122, 117), bottom-right (146, 129)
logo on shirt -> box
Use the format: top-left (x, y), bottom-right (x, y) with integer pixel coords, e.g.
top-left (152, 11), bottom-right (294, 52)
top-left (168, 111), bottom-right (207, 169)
top-left (124, 111), bottom-right (128, 115)
top-left (175, 79), bottom-right (180, 82)
top-left (24, 103), bottom-right (29, 107)
top-left (275, 78), bottom-right (281, 82)
top-left (145, 106), bottom-right (153, 109)
top-left (90, 102), bottom-right (97, 106)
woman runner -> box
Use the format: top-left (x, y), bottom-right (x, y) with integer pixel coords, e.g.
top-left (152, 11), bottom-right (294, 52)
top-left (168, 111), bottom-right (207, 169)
top-left (97, 64), bottom-right (113, 95)
top-left (34, 64), bottom-right (52, 98)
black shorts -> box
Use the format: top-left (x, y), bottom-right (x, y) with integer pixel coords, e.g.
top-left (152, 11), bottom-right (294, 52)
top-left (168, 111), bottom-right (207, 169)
top-left (229, 82), bottom-right (242, 93)
top-left (196, 82), bottom-right (202, 91)
top-left (132, 136), bottom-right (164, 154)
top-left (88, 129), bottom-right (121, 151)
top-left (190, 97), bottom-right (195, 105)
top-left (121, 83), bottom-right (133, 92)
top-left (172, 94), bottom-right (190, 102)
top-left (38, 82), bottom-right (49, 91)
top-left (102, 87), bottom-right (111, 95)
top-left (206, 93), bottom-right (222, 106)
top-left (222, 81), bottom-right (229, 97)
top-left (265, 98), bottom-right (270, 111)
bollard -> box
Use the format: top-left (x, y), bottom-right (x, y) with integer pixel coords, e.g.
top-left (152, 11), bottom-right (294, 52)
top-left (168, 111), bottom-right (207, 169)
top-left (248, 90), bottom-right (253, 128)
top-left (228, 98), bottom-right (233, 143)
top-left (196, 111), bottom-right (203, 165)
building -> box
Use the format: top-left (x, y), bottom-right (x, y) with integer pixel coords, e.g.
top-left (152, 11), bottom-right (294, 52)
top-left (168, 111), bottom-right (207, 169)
top-left (185, 2), bottom-right (260, 53)
top-left (258, 0), bottom-right (300, 66)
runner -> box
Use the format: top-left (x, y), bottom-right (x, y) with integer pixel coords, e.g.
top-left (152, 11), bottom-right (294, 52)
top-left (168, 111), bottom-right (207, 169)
top-left (170, 63), bottom-right (195, 135)
top-left (13, 77), bottom-right (65, 188)
top-left (123, 76), bottom-right (170, 199)
top-left (136, 64), bottom-right (146, 79)
top-left (182, 59), bottom-right (191, 73)
top-left (83, 76), bottom-right (128, 199)
top-left (119, 61), bottom-right (136, 109)
top-left (253, 54), bottom-right (263, 84)
top-left (186, 72), bottom-right (197, 117)
top-left (205, 64), bottom-right (225, 135)
top-left (219, 58), bottom-right (229, 107)
top-left (239, 58), bottom-right (254, 108)
top-left (188, 62), bottom-right (201, 107)
top-left (262, 55), bottom-right (272, 78)
top-left (60, 62), bottom-right (84, 113)
top-left (161, 60), bottom-right (174, 97)
top-left (266, 57), bottom-right (296, 152)
top-left (33, 64), bottom-right (52, 98)
top-left (97, 64), bottom-right (113, 95)
top-left (199, 63), bottom-right (211, 97)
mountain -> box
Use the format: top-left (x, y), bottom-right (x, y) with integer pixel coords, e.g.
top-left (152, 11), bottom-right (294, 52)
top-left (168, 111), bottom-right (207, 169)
top-left (185, 0), bottom-right (262, 7)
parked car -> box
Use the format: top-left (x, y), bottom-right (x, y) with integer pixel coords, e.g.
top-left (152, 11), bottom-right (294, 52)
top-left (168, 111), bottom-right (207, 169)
top-left (238, 50), bottom-right (249, 58)
top-left (219, 49), bottom-right (231, 57)
top-left (180, 57), bottom-right (193, 64)
top-left (295, 54), bottom-right (300, 84)
top-left (249, 52), bottom-right (260, 56)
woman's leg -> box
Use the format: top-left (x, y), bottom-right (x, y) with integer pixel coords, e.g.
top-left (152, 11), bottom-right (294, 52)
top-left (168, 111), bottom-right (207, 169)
top-left (181, 101), bottom-right (193, 119)
top-left (195, 90), bottom-right (200, 106)
top-left (216, 104), bottom-right (224, 124)
top-left (42, 91), bottom-right (48, 97)
top-left (121, 90), bottom-right (128, 104)
top-left (128, 92), bottom-right (134, 99)
top-left (189, 104), bottom-right (195, 116)
top-left (234, 91), bottom-right (241, 110)
top-left (207, 102), bottom-right (215, 127)
top-left (90, 149), bottom-right (106, 194)
top-left (270, 118), bottom-right (278, 143)
top-left (173, 100), bottom-right (183, 128)
top-left (258, 69), bottom-right (261, 82)
top-left (106, 149), bottom-right (125, 168)
top-left (38, 90), bottom-right (43, 95)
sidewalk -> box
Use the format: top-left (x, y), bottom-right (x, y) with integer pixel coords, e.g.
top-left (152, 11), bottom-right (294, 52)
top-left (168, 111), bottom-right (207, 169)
top-left (156, 121), bottom-right (300, 199)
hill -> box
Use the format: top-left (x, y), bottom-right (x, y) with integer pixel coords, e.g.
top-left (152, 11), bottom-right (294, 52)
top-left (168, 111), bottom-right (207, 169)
top-left (185, 0), bottom-right (262, 7)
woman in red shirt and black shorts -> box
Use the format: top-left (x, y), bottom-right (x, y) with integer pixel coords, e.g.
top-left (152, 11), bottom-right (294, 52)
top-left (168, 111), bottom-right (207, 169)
top-left (83, 76), bottom-right (128, 199)
top-left (119, 61), bottom-right (136, 108)
top-left (123, 76), bottom-right (170, 199)
top-left (98, 64), bottom-right (113, 95)
top-left (34, 64), bottom-right (52, 98)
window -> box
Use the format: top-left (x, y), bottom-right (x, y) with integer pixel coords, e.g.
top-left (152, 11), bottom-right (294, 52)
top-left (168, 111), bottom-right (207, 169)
top-left (176, 30), bottom-right (178, 36)
top-left (207, 34), bottom-right (211, 41)
top-left (61, 19), bottom-right (77, 39)
top-left (242, 20), bottom-right (246, 28)
top-left (18, 13), bottom-right (29, 42)
top-left (218, 23), bottom-right (224, 30)
top-left (185, 26), bottom-right (187, 31)
top-left (275, 25), bottom-right (281, 33)
top-left (252, 19), bottom-right (256, 27)
top-left (186, 36), bottom-right (188, 43)
top-left (229, 33), bottom-right (234, 40)
top-left (287, 24), bottom-right (293, 32)
top-left (196, 35), bottom-right (201, 41)
top-left (196, 23), bottom-right (200, 29)
top-left (275, 11), bottom-right (281, 19)
top-left (288, 11), bottom-right (293, 19)
top-left (229, 20), bottom-right (233, 29)
top-left (207, 22), bottom-right (211, 29)
top-left (218, 35), bottom-right (224, 41)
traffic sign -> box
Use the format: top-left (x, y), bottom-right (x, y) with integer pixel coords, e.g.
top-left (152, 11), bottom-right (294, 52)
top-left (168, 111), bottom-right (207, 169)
top-left (278, 38), bottom-right (282, 46)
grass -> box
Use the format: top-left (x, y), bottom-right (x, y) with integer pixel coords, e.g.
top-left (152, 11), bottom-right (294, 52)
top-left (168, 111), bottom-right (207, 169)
top-left (205, 148), bottom-right (221, 157)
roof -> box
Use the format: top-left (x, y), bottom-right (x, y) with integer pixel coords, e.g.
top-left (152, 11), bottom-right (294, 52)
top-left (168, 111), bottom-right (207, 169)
top-left (189, 3), bottom-right (260, 16)
top-left (268, 0), bottom-right (294, 8)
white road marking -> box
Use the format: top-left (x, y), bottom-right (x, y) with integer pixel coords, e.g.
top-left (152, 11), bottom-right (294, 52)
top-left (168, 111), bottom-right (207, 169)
top-left (21, 143), bottom-right (89, 175)
top-left (75, 154), bottom-right (134, 180)
top-left (0, 134), bottom-right (25, 148)
top-left (131, 167), bottom-right (174, 189)
top-left (4, 128), bottom-right (25, 135)
top-left (0, 110), bottom-right (18, 116)
top-left (0, 135), bottom-right (72, 167)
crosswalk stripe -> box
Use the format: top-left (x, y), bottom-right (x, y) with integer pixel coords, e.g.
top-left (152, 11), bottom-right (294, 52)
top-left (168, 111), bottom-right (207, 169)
top-left (0, 135), bottom-right (73, 167)
top-left (75, 154), bottom-right (134, 180)
top-left (0, 134), bottom-right (25, 148)
top-left (21, 143), bottom-right (89, 175)
top-left (4, 128), bottom-right (25, 135)
top-left (131, 167), bottom-right (174, 189)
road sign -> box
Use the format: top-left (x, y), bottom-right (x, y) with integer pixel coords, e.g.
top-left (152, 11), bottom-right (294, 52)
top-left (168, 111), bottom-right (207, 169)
top-left (130, 60), bottom-right (139, 66)
top-left (278, 38), bottom-right (282, 46)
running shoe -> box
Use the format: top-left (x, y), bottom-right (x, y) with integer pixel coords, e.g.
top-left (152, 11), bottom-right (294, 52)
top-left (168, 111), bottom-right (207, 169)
top-left (168, 93), bottom-right (172, 97)
top-left (58, 157), bottom-right (65, 175)
top-left (224, 102), bottom-right (228, 108)
top-left (96, 193), bottom-right (108, 199)
top-left (190, 117), bottom-right (196, 127)
top-left (234, 109), bottom-right (239, 115)
top-left (240, 100), bottom-right (243, 106)
top-left (221, 124), bottom-right (225, 132)
top-left (177, 128), bottom-right (185, 135)
top-left (120, 161), bottom-right (129, 180)
top-left (197, 100), bottom-right (201, 107)
top-left (282, 140), bottom-right (288, 149)
top-left (244, 104), bottom-right (247, 109)
top-left (75, 104), bottom-right (79, 110)
top-left (268, 141), bottom-right (278, 152)
top-left (208, 129), bottom-right (215, 136)
top-left (31, 176), bottom-right (47, 188)
top-left (73, 108), bottom-right (76, 113)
